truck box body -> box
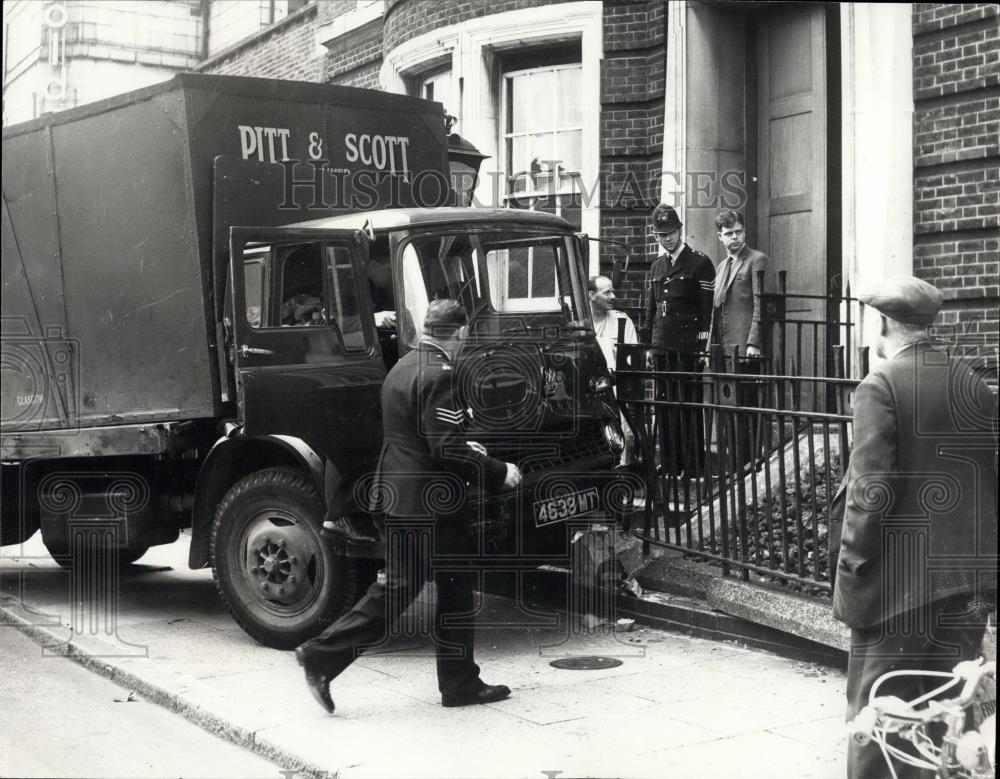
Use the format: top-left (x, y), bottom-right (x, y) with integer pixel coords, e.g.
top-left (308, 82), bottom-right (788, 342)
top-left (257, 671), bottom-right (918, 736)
top-left (1, 74), bottom-right (448, 437)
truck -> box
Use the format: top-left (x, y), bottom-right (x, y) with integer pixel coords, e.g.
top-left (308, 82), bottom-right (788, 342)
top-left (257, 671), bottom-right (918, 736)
top-left (1, 73), bottom-right (636, 648)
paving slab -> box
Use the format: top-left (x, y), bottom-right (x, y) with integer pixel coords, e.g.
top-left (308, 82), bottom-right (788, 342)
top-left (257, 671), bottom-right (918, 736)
top-left (2, 532), bottom-right (849, 778)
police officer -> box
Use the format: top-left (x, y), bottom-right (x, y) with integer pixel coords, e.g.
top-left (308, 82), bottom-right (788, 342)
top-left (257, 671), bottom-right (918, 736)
top-left (643, 204), bottom-right (715, 475)
top-left (296, 299), bottom-right (522, 713)
top-left (644, 204), bottom-right (715, 352)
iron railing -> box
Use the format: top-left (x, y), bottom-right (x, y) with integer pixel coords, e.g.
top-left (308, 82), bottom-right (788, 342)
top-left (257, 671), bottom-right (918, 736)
top-left (612, 274), bottom-right (998, 593)
top-left (616, 342), bottom-right (864, 592)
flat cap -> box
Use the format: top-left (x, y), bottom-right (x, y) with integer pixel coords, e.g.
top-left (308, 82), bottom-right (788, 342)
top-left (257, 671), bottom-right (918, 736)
top-left (652, 203), bottom-right (682, 233)
top-left (859, 275), bottom-right (943, 325)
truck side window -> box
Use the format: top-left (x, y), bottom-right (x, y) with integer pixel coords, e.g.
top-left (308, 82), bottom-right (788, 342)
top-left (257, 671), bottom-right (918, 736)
top-left (244, 256), bottom-right (267, 328)
top-left (280, 243), bottom-right (325, 326)
top-left (325, 246), bottom-right (364, 351)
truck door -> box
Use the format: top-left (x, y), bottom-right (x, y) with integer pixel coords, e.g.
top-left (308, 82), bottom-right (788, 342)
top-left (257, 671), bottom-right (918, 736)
top-left (227, 227), bottom-right (385, 469)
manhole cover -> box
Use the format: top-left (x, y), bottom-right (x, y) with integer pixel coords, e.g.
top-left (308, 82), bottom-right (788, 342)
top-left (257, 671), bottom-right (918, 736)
top-left (549, 656), bottom-right (623, 670)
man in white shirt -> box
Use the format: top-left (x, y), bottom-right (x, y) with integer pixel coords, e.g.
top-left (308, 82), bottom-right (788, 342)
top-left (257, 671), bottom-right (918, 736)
top-left (589, 275), bottom-right (637, 465)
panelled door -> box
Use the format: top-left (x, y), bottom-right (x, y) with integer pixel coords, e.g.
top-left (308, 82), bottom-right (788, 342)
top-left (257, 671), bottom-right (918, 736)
top-left (756, 5), bottom-right (828, 379)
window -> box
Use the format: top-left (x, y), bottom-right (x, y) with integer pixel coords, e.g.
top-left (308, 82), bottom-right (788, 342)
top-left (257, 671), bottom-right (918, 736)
top-left (502, 63), bottom-right (584, 229)
top-left (484, 238), bottom-right (577, 315)
top-left (241, 240), bottom-right (365, 351)
top-left (420, 68), bottom-right (453, 119)
top-left (397, 231), bottom-right (587, 344)
top-left (279, 244), bottom-right (325, 326)
top-left (325, 245), bottom-right (364, 351)
top-left (243, 252), bottom-right (267, 327)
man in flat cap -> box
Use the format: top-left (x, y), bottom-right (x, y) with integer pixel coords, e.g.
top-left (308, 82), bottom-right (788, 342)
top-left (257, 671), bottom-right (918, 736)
top-left (833, 276), bottom-right (997, 779)
top-left (642, 204), bottom-right (715, 474)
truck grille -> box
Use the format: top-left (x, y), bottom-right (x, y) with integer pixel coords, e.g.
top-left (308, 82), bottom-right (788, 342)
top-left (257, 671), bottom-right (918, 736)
top-left (481, 420), bottom-right (610, 474)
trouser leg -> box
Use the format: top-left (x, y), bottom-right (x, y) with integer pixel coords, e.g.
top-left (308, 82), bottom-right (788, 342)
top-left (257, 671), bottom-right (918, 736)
top-left (432, 567), bottom-right (482, 697)
top-left (298, 522), bottom-right (428, 679)
top-left (845, 594), bottom-right (987, 779)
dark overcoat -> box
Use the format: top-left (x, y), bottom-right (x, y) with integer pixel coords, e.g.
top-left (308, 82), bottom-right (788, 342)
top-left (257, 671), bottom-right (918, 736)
top-left (833, 341), bottom-right (998, 628)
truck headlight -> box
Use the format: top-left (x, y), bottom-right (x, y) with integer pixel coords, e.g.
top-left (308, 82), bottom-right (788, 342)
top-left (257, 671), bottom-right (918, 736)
top-left (603, 421), bottom-right (625, 454)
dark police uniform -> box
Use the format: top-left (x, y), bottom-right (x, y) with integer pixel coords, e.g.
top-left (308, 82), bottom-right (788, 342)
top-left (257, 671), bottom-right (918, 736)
top-left (643, 244), bottom-right (715, 475)
top-left (643, 246), bottom-right (715, 353)
top-left (298, 341), bottom-right (508, 700)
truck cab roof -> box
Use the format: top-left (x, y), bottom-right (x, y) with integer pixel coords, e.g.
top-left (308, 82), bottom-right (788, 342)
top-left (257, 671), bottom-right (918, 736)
top-left (290, 207), bottom-right (574, 234)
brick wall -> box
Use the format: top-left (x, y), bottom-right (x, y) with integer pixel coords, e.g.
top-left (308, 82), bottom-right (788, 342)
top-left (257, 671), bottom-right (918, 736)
top-left (599, 1), bottom-right (666, 313)
top-left (912, 3), bottom-right (999, 362)
top-left (324, 18), bottom-right (383, 88)
top-left (197, 2), bottom-right (321, 80)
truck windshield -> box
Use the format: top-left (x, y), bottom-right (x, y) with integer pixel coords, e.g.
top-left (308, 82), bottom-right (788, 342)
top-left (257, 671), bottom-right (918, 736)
top-left (398, 231), bottom-right (590, 346)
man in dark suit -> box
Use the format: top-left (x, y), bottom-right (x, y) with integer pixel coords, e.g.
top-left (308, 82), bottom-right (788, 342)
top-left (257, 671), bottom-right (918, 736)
top-left (833, 276), bottom-right (997, 779)
top-left (296, 299), bottom-right (522, 713)
top-left (642, 204), bottom-right (715, 475)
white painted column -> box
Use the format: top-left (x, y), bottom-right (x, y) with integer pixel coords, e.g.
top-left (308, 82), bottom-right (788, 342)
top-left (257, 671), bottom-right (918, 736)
top-left (660, 1), bottom-right (687, 216)
top-left (841, 3), bottom-right (914, 350)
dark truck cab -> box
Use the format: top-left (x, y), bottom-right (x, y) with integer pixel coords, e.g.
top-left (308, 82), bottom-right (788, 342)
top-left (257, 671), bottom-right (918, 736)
top-left (1, 74), bottom-right (635, 649)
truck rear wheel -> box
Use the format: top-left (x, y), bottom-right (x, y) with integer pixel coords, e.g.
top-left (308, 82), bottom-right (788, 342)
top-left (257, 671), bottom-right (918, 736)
top-left (211, 468), bottom-right (356, 649)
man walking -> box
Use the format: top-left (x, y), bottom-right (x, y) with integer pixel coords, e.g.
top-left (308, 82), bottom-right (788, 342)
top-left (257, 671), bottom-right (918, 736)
top-left (834, 276), bottom-right (997, 779)
top-left (643, 203), bottom-right (715, 474)
top-left (296, 299), bottom-right (522, 713)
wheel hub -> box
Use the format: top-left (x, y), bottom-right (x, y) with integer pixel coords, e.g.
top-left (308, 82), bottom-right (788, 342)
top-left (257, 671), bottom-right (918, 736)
top-left (244, 520), bottom-right (314, 605)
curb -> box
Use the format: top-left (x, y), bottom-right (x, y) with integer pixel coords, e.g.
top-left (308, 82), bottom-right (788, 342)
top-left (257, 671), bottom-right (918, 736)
top-left (617, 591), bottom-right (847, 669)
top-left (0, 601), bottom-right (328, 778)
top-left (623, 544), bottom-right (851, 655)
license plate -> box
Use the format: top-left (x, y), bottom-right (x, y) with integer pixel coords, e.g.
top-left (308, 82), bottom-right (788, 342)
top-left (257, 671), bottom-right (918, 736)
top-left (533, 487), bottom-right (600, 527)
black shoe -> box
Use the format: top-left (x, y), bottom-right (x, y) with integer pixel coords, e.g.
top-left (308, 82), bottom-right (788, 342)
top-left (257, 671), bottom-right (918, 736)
top-left (295, 647), bottom-right (335, 714)
top-left (441, 683), bottom-right (511, 708)
top-left (321, 516), bottom-right (377, 544)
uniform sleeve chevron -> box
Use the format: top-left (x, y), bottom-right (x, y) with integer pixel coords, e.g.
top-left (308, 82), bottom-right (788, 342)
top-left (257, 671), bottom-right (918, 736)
top-left (434, 407), bottom-right (465, 425)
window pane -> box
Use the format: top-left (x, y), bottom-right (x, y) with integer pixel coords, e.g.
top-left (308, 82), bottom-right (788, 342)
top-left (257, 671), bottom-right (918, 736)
top-left (555, 129), bottom-right (582, 172)
top-left (326, 246), bottom-right (364, 351)
top-left (527, 71), bottom-right (554, 130)
top-left (530, 133), bottom-right (554, 170)
top-left (531, 247), bottom-right (556, 297)
top-left (508, 247), bottom-right (530, 297)
top-left (558, 67), bottom-right (583, 126)
top-left (508, 75), bottom-right (529, 134)
top-left (508, 135), bottom-right (529, 177)
top-left (244, 257), bottom-right (265, 328)
top-left (280, 244), bottom-right (324, 326)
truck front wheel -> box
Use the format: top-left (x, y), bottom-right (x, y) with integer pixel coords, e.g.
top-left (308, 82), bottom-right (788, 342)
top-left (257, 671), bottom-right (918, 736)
top-left (211, 468), bottom-right (356, 649)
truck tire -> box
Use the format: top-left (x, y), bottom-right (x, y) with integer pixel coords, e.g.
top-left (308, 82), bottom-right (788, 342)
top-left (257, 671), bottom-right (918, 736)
top-left (211, 468), bottom-right (356, 649)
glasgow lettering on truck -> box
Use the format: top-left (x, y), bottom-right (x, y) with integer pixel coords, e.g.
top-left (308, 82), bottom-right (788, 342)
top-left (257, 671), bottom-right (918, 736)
top-left (0, 73), bottom-right (638, 651)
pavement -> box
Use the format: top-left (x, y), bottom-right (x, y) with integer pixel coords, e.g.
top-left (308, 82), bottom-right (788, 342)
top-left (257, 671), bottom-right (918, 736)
top-left (1, 531), bottom-right (848, 779)
top-left (2, 626), bottom-right (284, 778)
